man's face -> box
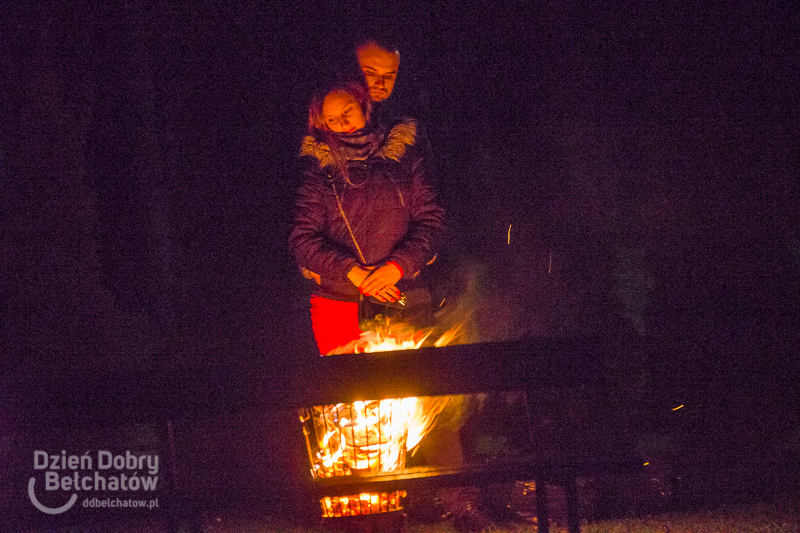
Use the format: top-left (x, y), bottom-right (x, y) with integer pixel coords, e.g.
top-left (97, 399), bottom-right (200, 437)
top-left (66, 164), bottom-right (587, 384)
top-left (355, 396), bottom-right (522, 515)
top-left (356, 43), bottom-right (400, 102)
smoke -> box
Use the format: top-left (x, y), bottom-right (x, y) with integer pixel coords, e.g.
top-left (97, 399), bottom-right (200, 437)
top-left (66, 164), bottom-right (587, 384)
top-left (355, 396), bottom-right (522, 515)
top-left (431, 259), bottom-right (527, 346)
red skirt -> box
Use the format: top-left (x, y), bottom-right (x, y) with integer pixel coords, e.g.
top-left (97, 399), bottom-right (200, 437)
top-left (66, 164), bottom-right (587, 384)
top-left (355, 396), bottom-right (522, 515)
top-left (309, 296), bottom-right (363, 356)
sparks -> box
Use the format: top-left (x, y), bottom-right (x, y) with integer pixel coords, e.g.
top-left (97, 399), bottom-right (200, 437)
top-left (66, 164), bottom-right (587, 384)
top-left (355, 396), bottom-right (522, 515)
top-left (508, 224), bottom-right (512, 244)
top-left (439, 298), bottom-right (446, 307)
top-left (672, 404), bottom-right (684, 411)
top-left (548, 250), bottom-right (552, 274)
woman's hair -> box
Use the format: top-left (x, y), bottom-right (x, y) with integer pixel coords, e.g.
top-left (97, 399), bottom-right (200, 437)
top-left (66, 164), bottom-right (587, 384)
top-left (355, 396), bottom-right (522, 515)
top-left (307, 80), bottom-right (372, 137)
top-left (307, 79), bottom-right (372, 186)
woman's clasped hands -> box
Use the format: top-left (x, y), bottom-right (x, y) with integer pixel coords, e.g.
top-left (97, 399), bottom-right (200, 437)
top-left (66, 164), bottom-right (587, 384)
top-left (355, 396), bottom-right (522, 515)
top-left (347, 263), bottom-right (402, 303)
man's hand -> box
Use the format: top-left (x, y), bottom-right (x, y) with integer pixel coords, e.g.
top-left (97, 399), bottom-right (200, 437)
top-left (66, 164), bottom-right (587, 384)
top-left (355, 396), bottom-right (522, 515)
top-left (300, 267), bottom-right (321, 285)
top-left (359, 263), bottom-right (402, 303)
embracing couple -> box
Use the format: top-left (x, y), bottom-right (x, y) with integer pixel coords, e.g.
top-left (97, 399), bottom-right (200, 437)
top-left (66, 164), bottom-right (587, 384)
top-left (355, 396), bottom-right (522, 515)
top-left (289, 38), bottom-right (445, 356)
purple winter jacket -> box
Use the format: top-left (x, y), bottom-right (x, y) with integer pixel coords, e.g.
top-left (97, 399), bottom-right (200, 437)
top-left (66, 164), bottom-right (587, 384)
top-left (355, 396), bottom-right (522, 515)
top-left (289, 120), bottom-right (445, 302)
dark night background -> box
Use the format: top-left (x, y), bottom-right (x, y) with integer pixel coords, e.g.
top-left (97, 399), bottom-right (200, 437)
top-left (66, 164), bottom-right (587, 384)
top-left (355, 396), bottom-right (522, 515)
top-left (1, 1), bottom-right (798, 525)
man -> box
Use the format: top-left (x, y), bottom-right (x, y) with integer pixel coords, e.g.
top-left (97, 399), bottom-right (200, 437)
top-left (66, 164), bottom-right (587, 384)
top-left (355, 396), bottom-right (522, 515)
top-left (356, 40), bottom-right (401, 104)
top-left (355, 37), bottom-right (438, 178)
top-left (355, 37), bottom-right (430, 129)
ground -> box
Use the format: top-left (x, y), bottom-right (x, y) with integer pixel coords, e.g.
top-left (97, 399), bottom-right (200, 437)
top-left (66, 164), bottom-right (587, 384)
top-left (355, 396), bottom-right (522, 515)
top-left (14, 497), bottom-right (795, 533)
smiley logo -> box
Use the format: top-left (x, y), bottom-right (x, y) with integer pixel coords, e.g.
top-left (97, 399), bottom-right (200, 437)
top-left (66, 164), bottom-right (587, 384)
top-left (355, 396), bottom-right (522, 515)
top-left (28, 477), bottom-right (77, 514)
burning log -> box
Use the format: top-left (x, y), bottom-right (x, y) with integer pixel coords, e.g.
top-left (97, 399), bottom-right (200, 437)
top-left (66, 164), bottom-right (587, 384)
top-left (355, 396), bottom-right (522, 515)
top-left (301, 396), bottom-right (451, 517)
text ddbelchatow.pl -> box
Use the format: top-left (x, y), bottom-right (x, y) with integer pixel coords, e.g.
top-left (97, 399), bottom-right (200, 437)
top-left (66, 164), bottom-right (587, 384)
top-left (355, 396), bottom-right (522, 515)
top-left (29, 450), bottom-right (160, 515)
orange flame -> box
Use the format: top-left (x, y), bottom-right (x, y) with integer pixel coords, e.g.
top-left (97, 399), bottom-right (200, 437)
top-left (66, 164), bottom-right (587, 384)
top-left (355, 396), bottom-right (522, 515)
top-left (328, 318), bottom-right (462, 355)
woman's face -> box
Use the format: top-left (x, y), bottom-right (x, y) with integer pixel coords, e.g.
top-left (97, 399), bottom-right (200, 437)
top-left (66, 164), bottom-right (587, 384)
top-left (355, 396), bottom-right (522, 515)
top-left (322, 90), bottom-right (366, 133)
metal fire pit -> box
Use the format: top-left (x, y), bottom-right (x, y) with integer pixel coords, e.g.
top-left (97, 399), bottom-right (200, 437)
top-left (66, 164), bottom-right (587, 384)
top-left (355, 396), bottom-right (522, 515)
top-left (4, 335), bottom-right (629, 533)
top-left (295, 336), bottom-right (610, 532)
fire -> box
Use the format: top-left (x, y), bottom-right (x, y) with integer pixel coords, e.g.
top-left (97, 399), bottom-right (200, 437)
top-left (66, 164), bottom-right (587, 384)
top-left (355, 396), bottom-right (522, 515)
top-left (302, 320), bottom-right (463, 517)
top-left (328, 319), bottom-right (462, 355)
top-left (302, 396), bottom-right (450, 517)
top-left (303, 397), bottom-right (447, 477)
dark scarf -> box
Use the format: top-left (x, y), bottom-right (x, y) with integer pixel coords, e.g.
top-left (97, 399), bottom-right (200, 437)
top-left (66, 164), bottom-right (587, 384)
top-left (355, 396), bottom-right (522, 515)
top-left (300, 119), bottom-right (416, 171)
top-left (328, 125), bottom-right (386, 163)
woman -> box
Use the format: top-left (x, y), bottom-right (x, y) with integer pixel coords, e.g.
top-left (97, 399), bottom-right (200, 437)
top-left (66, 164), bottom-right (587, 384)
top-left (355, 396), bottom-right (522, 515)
top-left (289, 80), bottom-right (444, 355)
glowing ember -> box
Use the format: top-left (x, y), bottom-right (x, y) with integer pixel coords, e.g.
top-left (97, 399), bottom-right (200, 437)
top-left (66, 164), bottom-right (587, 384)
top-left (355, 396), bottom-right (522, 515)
top-left (321, 491), bottom-right (405, 517)
top-left (301, 320), bottom-right (463, 517)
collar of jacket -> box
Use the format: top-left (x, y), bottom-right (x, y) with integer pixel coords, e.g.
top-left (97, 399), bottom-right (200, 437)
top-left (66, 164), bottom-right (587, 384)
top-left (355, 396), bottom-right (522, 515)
top-left (300, 119), bottom-right (417, 169)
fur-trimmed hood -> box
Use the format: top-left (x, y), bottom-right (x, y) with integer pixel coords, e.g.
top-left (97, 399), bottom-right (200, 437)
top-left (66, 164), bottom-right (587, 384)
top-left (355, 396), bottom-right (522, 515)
top-left (300, 119), bottom-right (417, 169)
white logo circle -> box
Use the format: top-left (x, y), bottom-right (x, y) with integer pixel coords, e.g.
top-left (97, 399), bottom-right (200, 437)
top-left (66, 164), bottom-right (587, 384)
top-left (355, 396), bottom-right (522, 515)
top-left (28, 477), bottom-right (78, 515)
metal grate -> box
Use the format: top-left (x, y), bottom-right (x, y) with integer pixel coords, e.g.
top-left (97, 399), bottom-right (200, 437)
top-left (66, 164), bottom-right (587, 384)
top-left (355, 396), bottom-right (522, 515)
top-left (300, 400), bottom-right (415, 516)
